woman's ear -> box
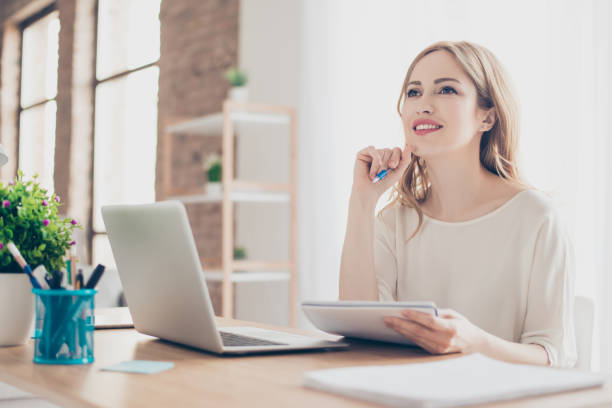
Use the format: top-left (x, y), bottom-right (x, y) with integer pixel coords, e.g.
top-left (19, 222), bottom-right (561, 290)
top-left (480, 108), bottom-right (496, 132)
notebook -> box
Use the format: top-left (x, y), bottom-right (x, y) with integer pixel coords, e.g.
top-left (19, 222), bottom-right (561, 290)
top-left (303, 353), bottom-right (604, 408)
top-left (302, 300), bottom-right (438, 346)
top-left (0, 381), bottom-right (60, 407)
top-left (94, 307), bottom-right (134, 329)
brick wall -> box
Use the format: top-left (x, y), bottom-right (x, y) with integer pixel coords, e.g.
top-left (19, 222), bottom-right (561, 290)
top-left (1, 0), bottom-right (97, 262)
top-left (0, 0), bottom-right (239, 276)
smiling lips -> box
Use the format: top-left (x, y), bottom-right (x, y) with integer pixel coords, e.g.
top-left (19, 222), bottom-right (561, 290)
top-left (413, 119), bottom-right (443, 136)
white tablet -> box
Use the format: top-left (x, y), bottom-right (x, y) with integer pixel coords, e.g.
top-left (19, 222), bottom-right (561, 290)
top-left (301, 300), bottom-right (438, 346)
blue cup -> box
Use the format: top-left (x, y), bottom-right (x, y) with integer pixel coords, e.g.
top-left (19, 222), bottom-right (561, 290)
top-left (32, 288), bottom-right (97, 364)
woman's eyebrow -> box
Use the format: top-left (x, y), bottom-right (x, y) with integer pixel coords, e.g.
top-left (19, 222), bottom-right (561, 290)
top-left (406, 78), bottom-right (461, 86)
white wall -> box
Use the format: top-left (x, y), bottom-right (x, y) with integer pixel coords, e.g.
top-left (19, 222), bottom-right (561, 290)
top-left (238, 0), bottom-right (301, 108)
top-left (237, 0), bottom-right (301, 325)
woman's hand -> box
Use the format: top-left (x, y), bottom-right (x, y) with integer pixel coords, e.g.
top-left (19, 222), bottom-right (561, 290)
top-left (384, 309), bottom-right (489, 355)
top-left (351, 144), bottom-right (414, 205)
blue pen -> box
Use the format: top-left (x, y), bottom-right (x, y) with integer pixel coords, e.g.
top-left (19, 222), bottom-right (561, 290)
top-left (372, 169), bottom-right (388, 183)
top-left (7, 242), bottom-right (42, 289)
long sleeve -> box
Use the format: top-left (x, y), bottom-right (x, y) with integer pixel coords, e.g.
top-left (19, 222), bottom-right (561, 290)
top-left (520, 212), bottom-right (577, 368)
top-left (374, 212), bottom-right (398, 301)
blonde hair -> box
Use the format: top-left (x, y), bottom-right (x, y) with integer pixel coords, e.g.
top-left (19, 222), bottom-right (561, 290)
top-left (382, 40), bottom-right (530, 239)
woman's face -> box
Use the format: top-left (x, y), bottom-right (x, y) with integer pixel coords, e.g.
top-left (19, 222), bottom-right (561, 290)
top-left (401, 50), bottom-right (493, 158)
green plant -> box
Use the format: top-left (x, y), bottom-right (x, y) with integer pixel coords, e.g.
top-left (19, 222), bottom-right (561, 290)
top-left (207, 162), bottom-right (222, 182)
top-left (224, 67), bottom-right (248, 87)
top-left (233, 247), bottom-right (246, 260)
top-left (0, 171), bottom-right (80, 273)
top-left (203, 154), bottom-right (222, 182)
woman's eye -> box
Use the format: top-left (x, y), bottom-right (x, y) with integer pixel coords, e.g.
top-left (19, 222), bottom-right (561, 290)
top-left (406, 87), bottom-right (456, 97)
top-left (439, 86), bottom-right (457, 95)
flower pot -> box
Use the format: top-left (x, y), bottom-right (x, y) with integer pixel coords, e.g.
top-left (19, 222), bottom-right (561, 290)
top-left (206, 182), bottom-right (222, 196)
top-left (228, 86), bottom-right (248, 103)
top-left (0, 273), bottom-right (35, 346)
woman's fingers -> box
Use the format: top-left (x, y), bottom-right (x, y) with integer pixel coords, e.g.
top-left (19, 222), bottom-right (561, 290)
top-left (380, 148), bottom-right (392, 167)
top-left (385, 317), bottom-right (427, 339)
top-left (365, 147), bottom-right (389, 180)
top-left (385, 317), bottom-right (452, 354)
top-left (389, 147), bottom-right (402, 169)
top-left (401, 310), bottom-right (443, 331)
top-left (438, 308), bottom-right (461, 319)
top-left (369, 148), bottom-right (384, 179)
top-left (376, 144), bottom-right (413, 186)
top-left (357, 146), bottom-right (381, 179)
top-left (400, 310), bottom-right (459, 346)
top-left (356, 144), bottom-right (413, 181)
top-left (385, 317), bottom-right (440, 351)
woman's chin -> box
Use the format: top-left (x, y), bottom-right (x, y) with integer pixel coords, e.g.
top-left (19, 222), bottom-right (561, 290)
top-left (410, 145), bottom-right (443, 160)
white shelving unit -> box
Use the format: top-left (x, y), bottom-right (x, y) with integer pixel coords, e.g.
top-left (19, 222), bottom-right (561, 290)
top-left (162, 101), bottom-right (298, 326)
top-left (165, 112), bottom-right (290, 135)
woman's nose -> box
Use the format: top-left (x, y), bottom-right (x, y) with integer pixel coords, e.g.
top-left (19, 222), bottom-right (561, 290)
top-left (416, 95), bottom-right (434, 114)
top-left (416, 104), bottom-right (433, 115)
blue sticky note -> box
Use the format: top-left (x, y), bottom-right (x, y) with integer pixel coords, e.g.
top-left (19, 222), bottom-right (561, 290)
top-left (102, 360), bottom-right (175, 374)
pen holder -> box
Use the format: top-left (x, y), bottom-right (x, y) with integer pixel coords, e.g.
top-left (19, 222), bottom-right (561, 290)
top-left (32, 288), bottom-right (97, 365)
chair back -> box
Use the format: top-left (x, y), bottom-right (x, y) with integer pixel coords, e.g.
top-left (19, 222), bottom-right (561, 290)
top-left (574, 296), bottom-right (594, 370)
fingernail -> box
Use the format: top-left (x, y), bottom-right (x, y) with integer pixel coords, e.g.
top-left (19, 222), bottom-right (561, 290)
top-left (384, 317), bottom-right (392, 324)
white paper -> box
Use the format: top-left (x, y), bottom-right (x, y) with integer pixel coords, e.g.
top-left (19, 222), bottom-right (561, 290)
top-left (0, 381), bottom-right (32, 400)
top-left (0, 382), bottom-right (60, 407)
top-left (303, 353), bottom-right (604, 408)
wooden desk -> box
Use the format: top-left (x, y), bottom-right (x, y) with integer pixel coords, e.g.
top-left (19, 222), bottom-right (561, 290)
top-left (0, 317), bottom-right (611, 408)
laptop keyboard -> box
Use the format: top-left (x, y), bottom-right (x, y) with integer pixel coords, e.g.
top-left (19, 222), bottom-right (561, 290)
top-left (220, 331), bottom-right (287, 347)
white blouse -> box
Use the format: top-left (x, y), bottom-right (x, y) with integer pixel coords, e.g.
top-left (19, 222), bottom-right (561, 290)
top-left (374, 189), bottom-right (577, 368)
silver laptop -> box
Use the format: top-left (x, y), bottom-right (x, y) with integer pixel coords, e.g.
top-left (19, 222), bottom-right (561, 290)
top-left (101, 201), bottom-right (348, 355)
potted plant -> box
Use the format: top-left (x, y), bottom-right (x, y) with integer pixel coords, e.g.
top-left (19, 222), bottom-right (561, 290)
top-left (203, 153), bottom-right (222, 196)
top-left (233, 246), bottom-right (247, 260)
top-left (233, 247), bottom-right (247, 273)
top-left (224, 67), bottom-right (248, 102)
top-left (0, 171), bottom-right (80, 346)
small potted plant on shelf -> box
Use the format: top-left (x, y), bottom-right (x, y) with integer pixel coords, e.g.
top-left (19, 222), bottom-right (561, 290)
top-left (224, 67), bottom-right (248, 102)
top-left (233, 247), bottom-right (247, 260)
top-left (0, 171), bottom-right (80, 346)
top-left (203, 153), bottom-right (222, 196)
top-left (233, 247), bottom-right (247, 273)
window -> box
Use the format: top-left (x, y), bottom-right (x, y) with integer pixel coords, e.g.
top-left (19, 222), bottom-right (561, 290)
top-left (18, 6), bottom-right (60, 193)
top-left (92, 0), bottom-right (161, 267)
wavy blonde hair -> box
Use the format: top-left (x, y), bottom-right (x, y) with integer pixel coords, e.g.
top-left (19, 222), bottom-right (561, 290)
top-left (381, 41), bottom-right (530, 239)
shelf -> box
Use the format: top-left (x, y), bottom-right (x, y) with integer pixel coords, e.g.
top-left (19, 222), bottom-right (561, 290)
top-left (165, 111), bottom-right (290, 135)
top-left (232, 181), bottom-right (291, 192)
top-left (167, 181), bottom-right (292, 203)
top-left (203, 271), bottom-right (290, 282)
top-left (232, 260), bottom-right (292, 270)
top-left (231, 112), bottom-right (290, 125)
top-left (168, 191), bottom-right (289, 203)
top-left (162, 100), bottom-right (298, 325)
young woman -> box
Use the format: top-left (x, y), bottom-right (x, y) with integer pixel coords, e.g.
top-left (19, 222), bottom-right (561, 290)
top-left (339, 41), bottom-right (576, 368)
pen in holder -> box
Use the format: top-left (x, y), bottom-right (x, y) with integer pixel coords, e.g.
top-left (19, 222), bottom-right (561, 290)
top-left (32, 288), bottom-right (97, 364)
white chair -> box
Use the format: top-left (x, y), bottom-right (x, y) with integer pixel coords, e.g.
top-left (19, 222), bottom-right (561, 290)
top-left (574, 296), bottom-right (594, 370)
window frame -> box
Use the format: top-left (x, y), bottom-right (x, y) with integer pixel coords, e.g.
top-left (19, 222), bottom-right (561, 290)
top-left (89, 0), bottom-right (160, 264)
top-left (17, 3), bottom-right (59, 172)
